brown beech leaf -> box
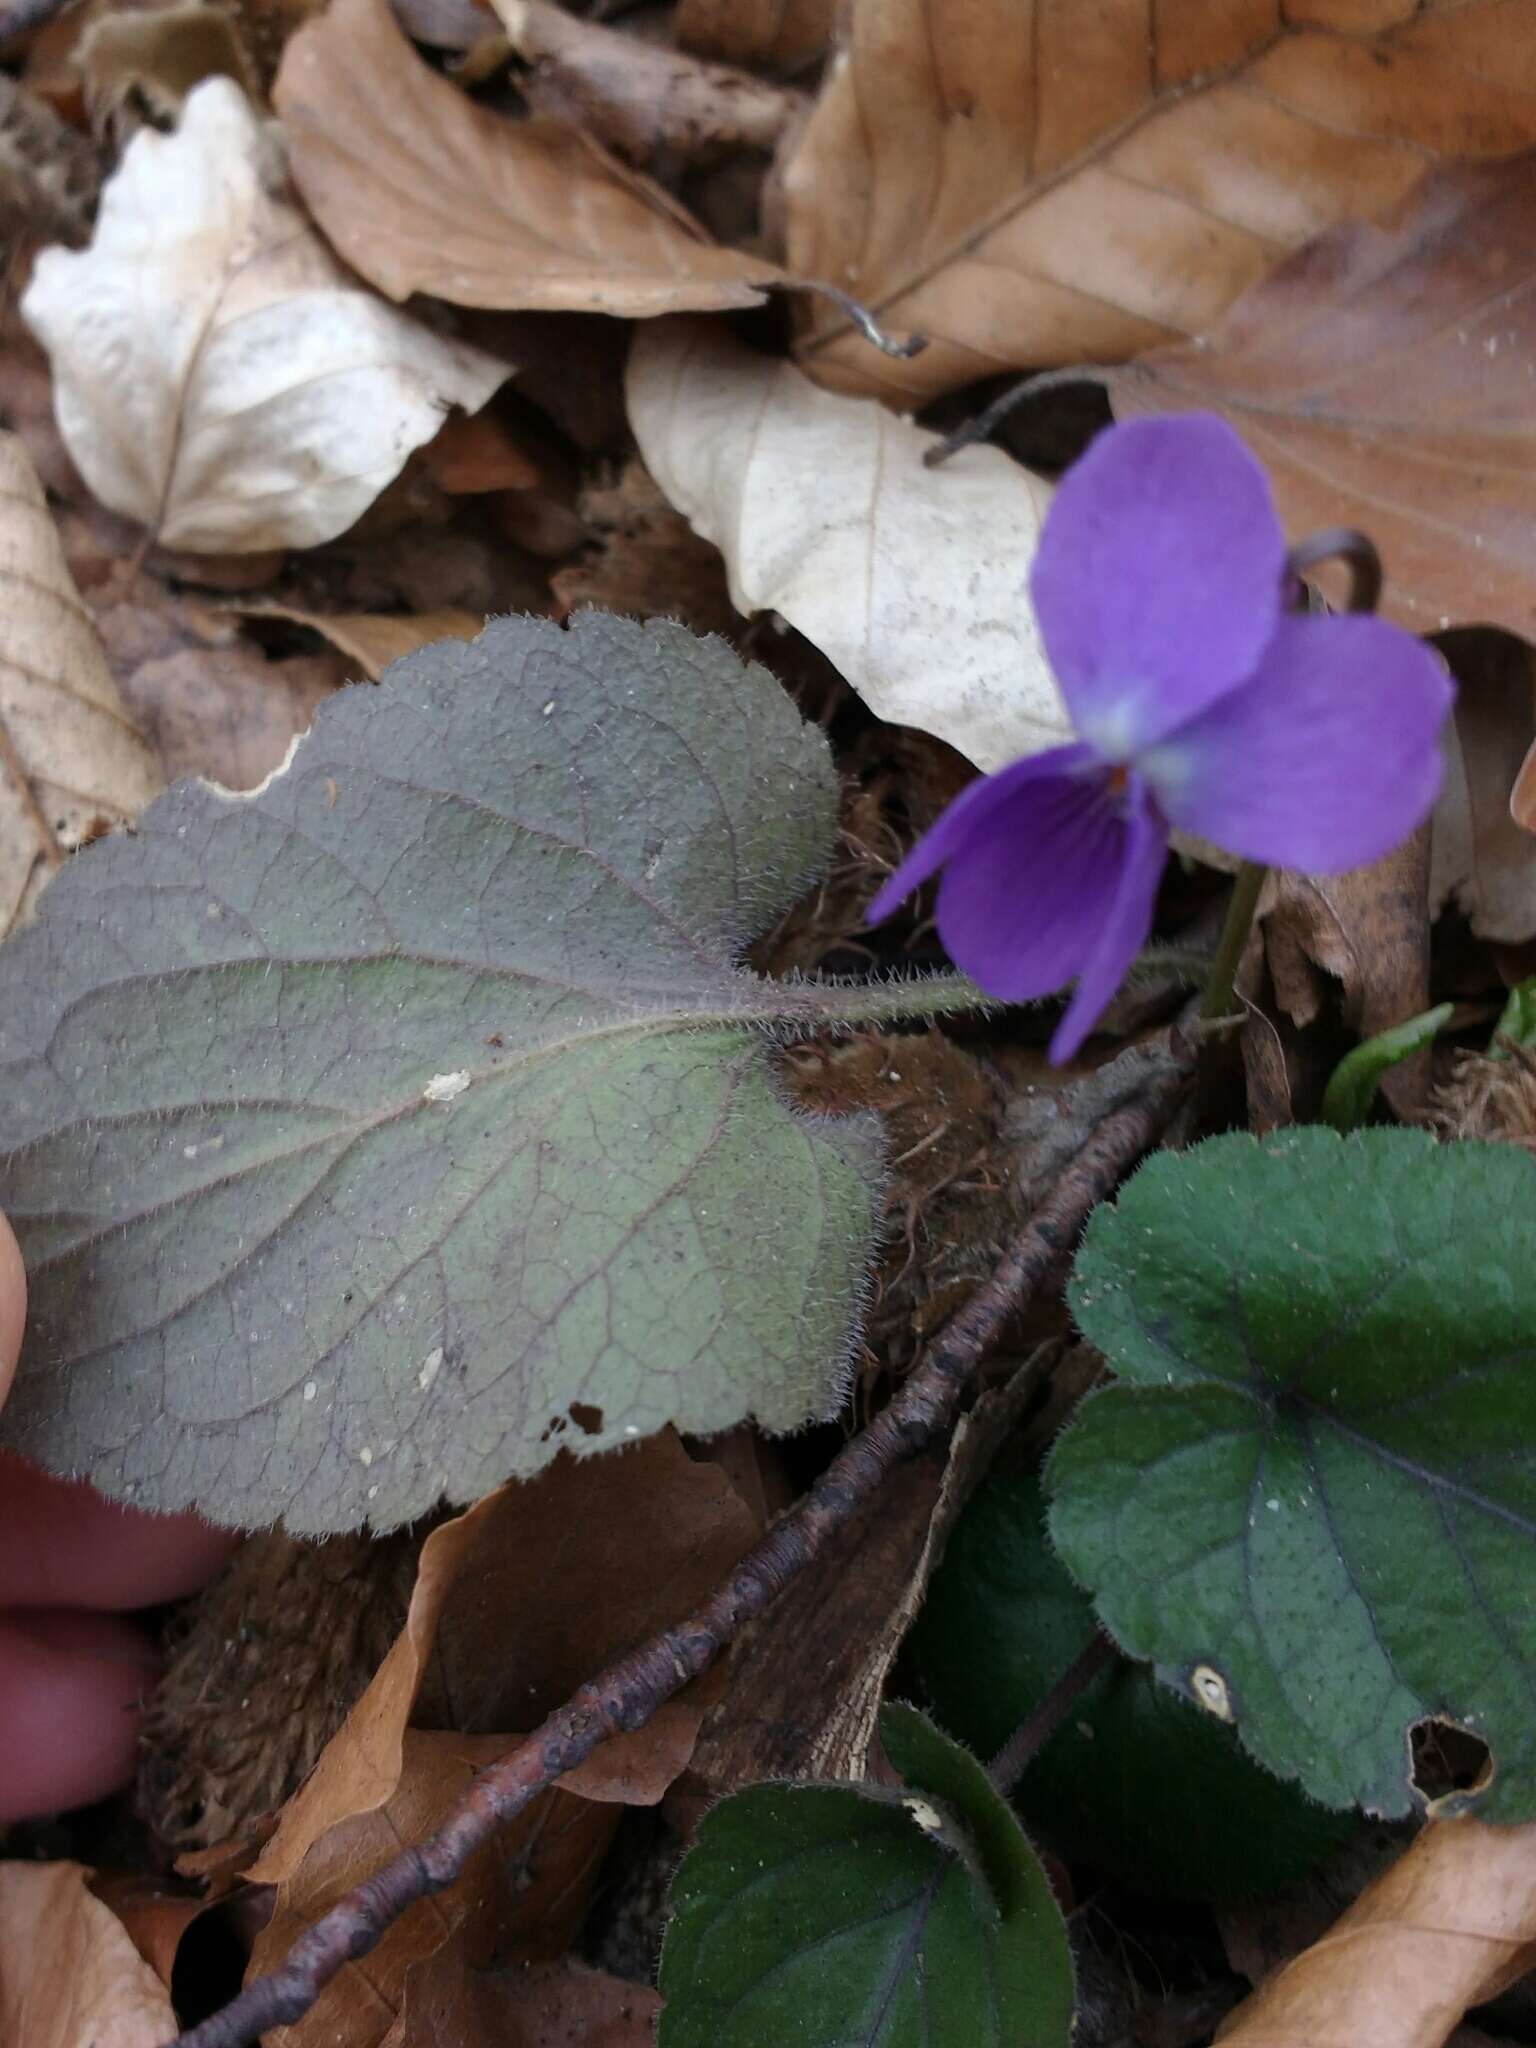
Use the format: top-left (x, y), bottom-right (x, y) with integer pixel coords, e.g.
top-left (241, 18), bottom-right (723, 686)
top-left (249, 1434), bottom-right (757, 1887)
top-left (783, 0), bottom-right (1536, 405)
top-left (674, 0), bottom-right (834, 74)
top-left (1218, 1817), bottom-right (1536, 2048)
top-left (0, 434), bottom-right (161, 936)
top-left (94, 592), bottom-right (347, 791)
top-left (248, 1730), bottom-right (614, 2048)
top-left (274, 0), bottom-right (779, 315)
top-left (224, 602), bottom-right (485, 681)
top-left (385, 1952), bottom-right (661, 2048)
top-left (0, 1862), bottom-right (177, 2048)
top-left (1109, 153), bottom-right (1536, 639)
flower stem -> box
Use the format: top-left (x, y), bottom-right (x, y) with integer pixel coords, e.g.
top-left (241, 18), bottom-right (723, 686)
top-left (989, 1628), bottom-right (1118, 1797)
top-left (1199, 860), bottom-right (1267, 1025)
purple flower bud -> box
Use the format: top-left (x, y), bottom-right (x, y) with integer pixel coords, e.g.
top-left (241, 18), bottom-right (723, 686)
top-left (867, 415), bottom-right (1453, 1063)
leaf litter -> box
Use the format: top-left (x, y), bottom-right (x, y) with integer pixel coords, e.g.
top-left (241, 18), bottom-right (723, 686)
top-left (3, 2), bottom-right (1536, 2045)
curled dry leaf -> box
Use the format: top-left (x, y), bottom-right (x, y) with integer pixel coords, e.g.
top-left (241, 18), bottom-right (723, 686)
top-left (1109, 153), bottom-right (1536, 641)
top-left (274, 0), bottom-right (779, 315)
top-left (493, 0), bottom-right (804, 164)
top-left (628, 319), bottom-right (1063, 770)
top-left (0, 1861), bottom-right (177, 2048)
top-left (782, 0), bottom-right (1536, 405)
top-left (1218, 1817), bottom-right (1536, 2048)
top-left (21, 78), bottom-right (509, 553)
top-left (75, 1), bottom-right (260, 139)
top-left (0, 433), bottom-right (160, 936)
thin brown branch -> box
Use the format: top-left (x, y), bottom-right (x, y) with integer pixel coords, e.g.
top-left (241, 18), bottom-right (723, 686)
top-left (170, 1042), bottom-right (1193, 2048)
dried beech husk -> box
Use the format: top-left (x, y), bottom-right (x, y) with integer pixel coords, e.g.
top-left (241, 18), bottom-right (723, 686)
top-left (139, 1524), bottom-right (426, 1860)
top-left (1432, 1044), bottom-right (1536, 1153)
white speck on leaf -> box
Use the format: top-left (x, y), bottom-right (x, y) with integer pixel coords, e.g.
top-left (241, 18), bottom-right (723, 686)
top-left (423, 1070), bottom-right (471, 1103)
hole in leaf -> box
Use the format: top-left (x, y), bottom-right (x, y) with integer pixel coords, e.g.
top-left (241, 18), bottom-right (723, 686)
top-left (569, 1402), bottom-right (604, 1436)
top-left (1411, 1717), bottom-right (1493, 1811)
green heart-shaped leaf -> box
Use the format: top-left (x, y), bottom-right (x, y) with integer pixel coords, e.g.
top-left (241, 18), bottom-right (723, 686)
top-left (1048, 1126), bottom-right (1536, 1819)
top-left (658, 1703), bottom-right (1073, 2048)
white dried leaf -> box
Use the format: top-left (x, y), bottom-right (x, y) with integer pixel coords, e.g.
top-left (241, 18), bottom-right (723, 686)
top-left (627, 318), bottom-right (1065, 772)
top-left (21, 78), bottom-right (508, 553)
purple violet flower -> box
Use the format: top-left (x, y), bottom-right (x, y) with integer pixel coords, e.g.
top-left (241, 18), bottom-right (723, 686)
top-left (867, 414), bottom-right (1453, 1063)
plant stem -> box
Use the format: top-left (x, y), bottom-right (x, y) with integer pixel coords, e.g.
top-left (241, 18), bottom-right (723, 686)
top-left (989, 1629), bottom-right (1119, 1797)
top-left (167, 1047), bottom-right (1195, 2048)
top-left (1199, 860), bottom-right (1267, 1026)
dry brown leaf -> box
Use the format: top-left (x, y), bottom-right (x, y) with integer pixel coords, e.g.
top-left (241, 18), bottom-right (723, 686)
top-left (274, 0), bottom-right (780, 315)
top-left (22, 79), bottom-right (508, 553)
top-left (225, 602), bottom-right (485, 680)
top-left (104, 618), bottom-right (346, 790)
top-left (249, 1434), bottom-right (756, 1887)
top-left (782, 0), bottom-right (1536, 405)
top-left (424, 409), bottom-right (542, 495)
top-left (1263, 828), bottom-right (1435, 1117)
top-left (1109, 153), bottom-right (1536, 639)
top-left (385, 1951), bottom-right (661, 2048)
top-left (494, 0), bottom-right (803, 164)
top-left (0, 1861), bottom-right (178, 2048)
top-left (550, 457), bottom-right (742, 642)
top-left (0, 433), bottom-right (161, 936)
top-left (628, 319), bottom-right (1063, 769)
top-left (675, 0), bottom-right (834, 74)
top-left (76, 1), bottom-right (260, 138)
top-left (1430, 630), bottom-right (1536, 943)
top-left (248, 1730), bottom-right (613, 2048)
top-left (87, 1874), bottom-right (208, 1992)
top-left (1218, 1816), bottom-right (1536, 2048)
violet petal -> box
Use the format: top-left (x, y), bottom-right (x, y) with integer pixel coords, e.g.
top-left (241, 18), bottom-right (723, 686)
top-left (1049, 780), bottom-right (1169, 1063)
top-left (1144, 615), bottom-right (1453, 873)
top-left (929, 760), bottom-right (1135, 1003)
top-left (865, 742), bottom-right (1100, 927)
top-left (1029, 415), bottom-right (1285, 754)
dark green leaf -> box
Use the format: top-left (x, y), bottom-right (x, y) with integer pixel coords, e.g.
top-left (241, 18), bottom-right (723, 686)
top-left (0, 613), bottom-right (885, 1531)
top-left (908, 1465), bottom-right (1357, 1897)
top-left (658, 1706), bottom-right (1073, 2048)
top-left (1048, 1127), bottom-right (1536, 1819)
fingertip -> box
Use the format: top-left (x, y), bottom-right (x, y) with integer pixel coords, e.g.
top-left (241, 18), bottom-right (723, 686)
top-left (0, 1211), bottom-right (24, 1410)
top-left (0, 1610), bottom-right (159, 1822)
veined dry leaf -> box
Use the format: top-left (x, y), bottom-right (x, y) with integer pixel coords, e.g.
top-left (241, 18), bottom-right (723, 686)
top-left (628, 319), bottom-right (1063, 770)
top-left (494, 0), bottom-right (803, 164)
top-left (21, 78), bottom-right (509, 553)
top-left (1109, 153), bottom-right (1536, 639)
top-left (783, 0), bottom-right (1536, 405)
top-left (0, 434), bottom-right (160, 937)
top-left (274, 0), bottom-right (780, 315)
top-left (226, 602), bottom-right (484, 680)
top-left (675, 0), bottom-right (834, 74)
top-left (1218, 1817), bottom-right (1536, 2048)
top-left (0, 1861), bottom-right (177, 2048)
